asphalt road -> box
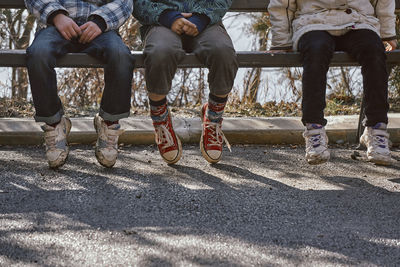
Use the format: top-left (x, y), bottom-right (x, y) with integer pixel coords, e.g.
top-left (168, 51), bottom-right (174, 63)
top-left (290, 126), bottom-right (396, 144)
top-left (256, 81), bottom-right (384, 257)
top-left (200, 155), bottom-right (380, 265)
top-left (1, 144), bottom-right (400, 266)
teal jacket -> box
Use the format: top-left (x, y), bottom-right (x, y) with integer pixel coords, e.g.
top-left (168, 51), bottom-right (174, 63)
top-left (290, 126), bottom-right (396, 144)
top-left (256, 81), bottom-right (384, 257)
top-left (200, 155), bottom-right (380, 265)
top-left (133, 0), bottom-right (232, 28)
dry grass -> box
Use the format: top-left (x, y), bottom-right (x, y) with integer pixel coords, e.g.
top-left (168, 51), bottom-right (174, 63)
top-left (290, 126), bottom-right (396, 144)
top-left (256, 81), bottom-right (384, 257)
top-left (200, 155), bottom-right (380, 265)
top-left (2, 96), bottom-right (400, 119)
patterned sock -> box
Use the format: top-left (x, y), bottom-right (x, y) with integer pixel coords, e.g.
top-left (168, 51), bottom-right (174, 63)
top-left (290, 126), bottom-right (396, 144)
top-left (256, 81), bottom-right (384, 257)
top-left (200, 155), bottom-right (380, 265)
top-left (207, 94), bottom-right (228, 123)
top-left (150, 97), bottom-right (169, 123)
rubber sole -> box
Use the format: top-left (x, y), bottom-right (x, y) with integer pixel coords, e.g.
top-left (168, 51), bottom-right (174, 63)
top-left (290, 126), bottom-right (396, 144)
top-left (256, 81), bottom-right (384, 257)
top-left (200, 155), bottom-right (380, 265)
top-left (161, 137), bottom-right (182, 165)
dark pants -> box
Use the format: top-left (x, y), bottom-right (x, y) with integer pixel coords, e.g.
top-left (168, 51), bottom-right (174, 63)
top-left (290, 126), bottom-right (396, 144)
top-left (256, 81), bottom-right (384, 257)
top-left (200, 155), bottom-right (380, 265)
top-left (298, 29), bottom-right (389, 127)
top-left (143, 23), bottom-right (239, 96)
top-left (26, 26), bottom-right (135, 124)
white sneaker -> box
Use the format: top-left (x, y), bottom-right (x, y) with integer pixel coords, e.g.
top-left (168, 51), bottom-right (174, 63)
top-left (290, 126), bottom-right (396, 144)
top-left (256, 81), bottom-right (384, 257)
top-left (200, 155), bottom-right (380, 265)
top-left (41, 116), bottom-right (72, 168)
top-left (94, 114), bottom-right (124, 168)
top-left (303, 124), bottom-right (330, 165)
top-left (360, 123), bottom-right (391, 166)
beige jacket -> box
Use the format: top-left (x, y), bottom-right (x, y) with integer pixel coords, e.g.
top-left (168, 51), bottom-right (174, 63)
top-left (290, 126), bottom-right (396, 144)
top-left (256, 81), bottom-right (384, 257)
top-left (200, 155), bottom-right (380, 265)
top-left (268, 0), bottom-right (397, 51)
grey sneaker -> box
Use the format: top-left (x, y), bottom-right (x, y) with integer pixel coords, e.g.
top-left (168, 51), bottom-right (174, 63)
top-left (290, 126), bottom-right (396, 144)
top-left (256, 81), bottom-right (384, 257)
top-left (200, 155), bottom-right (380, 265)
top-left (94, 114), bottom-right (124, 168)
top-left (41, 116), bottom-right (72, 168)
top-left (303, 124), bottom-right (330, 165)
top-left (360, 123), bottom-right (391, 166)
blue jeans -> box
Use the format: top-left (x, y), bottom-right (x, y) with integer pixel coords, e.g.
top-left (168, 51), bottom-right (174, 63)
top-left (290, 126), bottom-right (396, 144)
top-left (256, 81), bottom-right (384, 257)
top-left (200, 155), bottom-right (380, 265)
top-left (298, 29), bottom-right (389, 127)
top-left (26, 26), bottom-right (135, 124)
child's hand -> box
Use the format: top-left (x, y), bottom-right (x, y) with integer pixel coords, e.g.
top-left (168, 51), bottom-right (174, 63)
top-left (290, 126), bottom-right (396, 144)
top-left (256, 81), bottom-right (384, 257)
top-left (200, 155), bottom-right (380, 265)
top-left (53, 13), bottom-right (82, 40)
top-left (171, 15), bottom-right (198, 36)
top-left (79, 22), bottom-right (102, 44)
top-left (180, 13), bottom-right (199, 37)
top-left (384, 40), bottom-right (398, 51)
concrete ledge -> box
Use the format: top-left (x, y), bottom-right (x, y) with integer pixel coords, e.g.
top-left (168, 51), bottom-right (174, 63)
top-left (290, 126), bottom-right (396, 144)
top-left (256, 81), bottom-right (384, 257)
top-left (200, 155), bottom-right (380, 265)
top-left (1, 114), bottom-right (400, 145)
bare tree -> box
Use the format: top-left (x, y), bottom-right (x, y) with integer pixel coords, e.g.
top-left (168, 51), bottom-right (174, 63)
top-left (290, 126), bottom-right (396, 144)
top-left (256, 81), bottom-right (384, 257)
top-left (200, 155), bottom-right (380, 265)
top-left (1, 9), bottom-right (35, 100)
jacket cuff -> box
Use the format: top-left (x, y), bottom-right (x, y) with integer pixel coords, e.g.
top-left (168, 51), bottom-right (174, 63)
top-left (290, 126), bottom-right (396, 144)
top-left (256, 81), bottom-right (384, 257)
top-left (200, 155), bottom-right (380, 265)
top-left (89, 15), bottom-right (107, 32)
top-left (159, 10), bottom-right (184, 29)
top-left (187, 14), bottom-right (210, 33)
top-left (47, 10), bottom-right (69, 25)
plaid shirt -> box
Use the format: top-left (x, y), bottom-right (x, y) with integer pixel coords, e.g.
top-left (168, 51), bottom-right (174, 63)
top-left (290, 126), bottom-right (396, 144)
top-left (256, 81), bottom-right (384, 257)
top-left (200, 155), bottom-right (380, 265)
top-left (25, 0), bottom-right (133, 31)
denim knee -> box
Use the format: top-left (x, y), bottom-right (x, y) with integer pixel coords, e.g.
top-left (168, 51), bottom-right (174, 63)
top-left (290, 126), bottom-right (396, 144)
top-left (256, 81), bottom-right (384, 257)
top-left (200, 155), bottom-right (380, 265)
top-left (26, 44), bottom-right (56, 71)
top-left (106, 47), bottom-right (134, 72)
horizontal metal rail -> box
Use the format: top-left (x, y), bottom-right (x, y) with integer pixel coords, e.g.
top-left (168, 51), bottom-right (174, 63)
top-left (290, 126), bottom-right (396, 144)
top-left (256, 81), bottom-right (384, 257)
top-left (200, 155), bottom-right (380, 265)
top-left (1, 49), bottom-right (400, 69)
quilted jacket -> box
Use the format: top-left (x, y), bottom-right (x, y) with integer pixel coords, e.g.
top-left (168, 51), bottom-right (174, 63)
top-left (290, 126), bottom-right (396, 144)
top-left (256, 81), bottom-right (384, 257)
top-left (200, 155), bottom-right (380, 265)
top-left (268, 0), bottom-right (396, 51)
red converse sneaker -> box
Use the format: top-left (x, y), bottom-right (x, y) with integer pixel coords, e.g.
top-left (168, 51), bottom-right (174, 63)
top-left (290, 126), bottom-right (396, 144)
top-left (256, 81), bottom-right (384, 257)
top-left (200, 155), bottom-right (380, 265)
top-left (200, 103), bottom-right (231, 163)
top-left (153, 112), bottom-right (182, 164)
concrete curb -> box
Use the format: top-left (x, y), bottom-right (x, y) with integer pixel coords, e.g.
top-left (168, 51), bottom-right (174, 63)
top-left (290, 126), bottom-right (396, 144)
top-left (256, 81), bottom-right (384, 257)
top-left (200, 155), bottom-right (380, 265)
top-left (1, 114), bottom-right (400, 145)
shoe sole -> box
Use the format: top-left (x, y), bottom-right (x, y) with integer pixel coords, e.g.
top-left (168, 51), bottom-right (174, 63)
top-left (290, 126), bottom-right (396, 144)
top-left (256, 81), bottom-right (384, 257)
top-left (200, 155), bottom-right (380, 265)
top-left (161, 137), bottom-right (182, 165)
top-left (49, 151), bottom-right (69, 169)
top-left (360, 136), bottom-right (392, 166)
top-left (95, 149), bottom-right (116, 168)
top-left (306, 152), bottom-right (330, 165)
top-left (368, 157), bottom-right (392, 166)
top-left (48, 117), bottom-right (72, 169)
top-left (200, 135), bottom-right (221, 164)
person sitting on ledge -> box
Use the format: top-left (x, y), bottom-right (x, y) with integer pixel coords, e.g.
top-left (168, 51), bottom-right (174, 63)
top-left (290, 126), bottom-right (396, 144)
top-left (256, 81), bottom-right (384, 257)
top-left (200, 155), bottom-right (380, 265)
top-left (268, 0), bottom-right (397, 165)
top-left (25, 0), bottom-right (134, 168)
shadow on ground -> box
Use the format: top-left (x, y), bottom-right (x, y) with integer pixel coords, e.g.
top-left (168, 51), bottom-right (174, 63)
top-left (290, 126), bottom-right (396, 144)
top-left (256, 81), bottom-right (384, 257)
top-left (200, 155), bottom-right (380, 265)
top-left (0, 145), bottom-right (399, 266)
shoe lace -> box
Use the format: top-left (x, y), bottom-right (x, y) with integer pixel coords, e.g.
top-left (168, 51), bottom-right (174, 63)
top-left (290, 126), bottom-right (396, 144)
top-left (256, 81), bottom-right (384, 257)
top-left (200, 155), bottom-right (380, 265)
top-left (105, 131), bottom-right (120, 148)
top-left (204, 121), bottom-right (231, 152)
top-left (43, 124), bottom-right (66, 150)
top-left (44, 131), bottom-right (57, 150)
top-left (306, 131), bottom-right (326, 150)
top-left (155, 124), bottom-right (175, 149)
top-left (310, 134), bottom-right (322, 148)
top-left (372, 131), bottom-right (388, 149)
